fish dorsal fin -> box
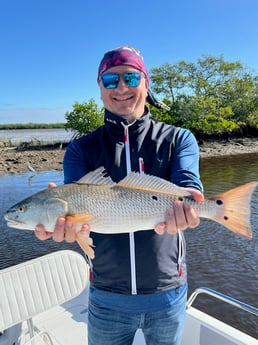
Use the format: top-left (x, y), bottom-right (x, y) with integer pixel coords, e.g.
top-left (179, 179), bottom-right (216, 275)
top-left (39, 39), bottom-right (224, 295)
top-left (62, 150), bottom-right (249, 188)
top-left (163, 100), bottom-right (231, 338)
top-left (117, 172), bottom-right (191, 197)
top-left (77, 167), bottom-right (115, 186)
top-left (77, 167), bottom-right (191, 197)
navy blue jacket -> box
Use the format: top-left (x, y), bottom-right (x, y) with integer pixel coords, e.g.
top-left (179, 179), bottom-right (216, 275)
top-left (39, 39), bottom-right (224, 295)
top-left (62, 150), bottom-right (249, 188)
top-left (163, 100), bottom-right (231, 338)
top-left (63, 108), bottom-right (202, 295)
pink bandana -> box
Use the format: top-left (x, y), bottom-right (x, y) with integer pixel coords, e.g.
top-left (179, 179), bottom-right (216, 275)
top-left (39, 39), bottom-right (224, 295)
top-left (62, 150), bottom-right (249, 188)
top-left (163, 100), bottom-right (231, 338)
top-left (97, 46), bottom-right (150, 88)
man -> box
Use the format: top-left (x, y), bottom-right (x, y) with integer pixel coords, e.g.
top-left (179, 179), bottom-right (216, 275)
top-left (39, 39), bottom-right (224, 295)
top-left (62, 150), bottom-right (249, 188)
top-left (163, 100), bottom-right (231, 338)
top-left (36, 46), bottom-right (204, 345)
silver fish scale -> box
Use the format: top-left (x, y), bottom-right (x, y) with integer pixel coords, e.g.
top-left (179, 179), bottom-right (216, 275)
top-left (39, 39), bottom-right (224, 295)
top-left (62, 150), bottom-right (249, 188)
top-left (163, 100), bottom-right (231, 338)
top-left (62, 184), bottom-right (177, 233)
top-left (41, 184), bottom-right (220, 233)
top-left (54, 183), bottom-right (222, 234)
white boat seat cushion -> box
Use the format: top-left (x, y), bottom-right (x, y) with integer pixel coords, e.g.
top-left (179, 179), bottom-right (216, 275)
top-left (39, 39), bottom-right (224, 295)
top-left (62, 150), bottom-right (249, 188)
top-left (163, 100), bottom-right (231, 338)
top-left (0, 250), bottom-right (89, 332)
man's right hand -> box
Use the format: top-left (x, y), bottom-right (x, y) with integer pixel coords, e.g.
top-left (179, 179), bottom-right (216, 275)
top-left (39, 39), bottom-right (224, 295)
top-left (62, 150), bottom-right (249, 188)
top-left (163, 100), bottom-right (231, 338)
top-left (35, 216), bottom-right (91, 243)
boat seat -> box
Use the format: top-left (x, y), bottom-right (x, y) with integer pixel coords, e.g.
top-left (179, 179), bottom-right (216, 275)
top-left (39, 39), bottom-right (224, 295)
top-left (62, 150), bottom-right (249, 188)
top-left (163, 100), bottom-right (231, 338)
top-left (0, 250), bottom-right (89, 344)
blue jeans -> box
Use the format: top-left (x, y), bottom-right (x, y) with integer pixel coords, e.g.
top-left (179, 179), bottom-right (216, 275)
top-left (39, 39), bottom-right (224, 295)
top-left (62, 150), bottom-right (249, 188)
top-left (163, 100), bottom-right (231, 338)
top-left (88, 290), bottom-right (187, 345)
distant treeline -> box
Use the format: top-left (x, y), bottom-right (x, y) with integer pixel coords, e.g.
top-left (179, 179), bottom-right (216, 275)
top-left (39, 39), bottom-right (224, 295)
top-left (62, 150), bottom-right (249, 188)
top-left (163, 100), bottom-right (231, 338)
top-left (63, 55), bottom-right (257, 140)
top-left (0, 123), bottom-right (66, 130)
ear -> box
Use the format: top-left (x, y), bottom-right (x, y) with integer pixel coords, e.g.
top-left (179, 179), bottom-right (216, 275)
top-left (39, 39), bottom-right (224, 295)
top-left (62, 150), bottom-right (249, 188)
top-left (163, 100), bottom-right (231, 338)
top-left (144, 80), bottom-right (149, 95)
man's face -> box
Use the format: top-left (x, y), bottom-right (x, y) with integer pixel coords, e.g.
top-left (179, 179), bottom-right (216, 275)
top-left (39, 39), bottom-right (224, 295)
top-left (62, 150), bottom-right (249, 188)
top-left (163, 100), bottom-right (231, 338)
top-left (98, 65), bottom-right (148, 123)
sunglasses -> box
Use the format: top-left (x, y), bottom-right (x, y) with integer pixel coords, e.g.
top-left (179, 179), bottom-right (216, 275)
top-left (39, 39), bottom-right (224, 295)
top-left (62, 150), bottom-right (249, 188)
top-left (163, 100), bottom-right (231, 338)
top-left (100, 72), bottom-right (143, 89)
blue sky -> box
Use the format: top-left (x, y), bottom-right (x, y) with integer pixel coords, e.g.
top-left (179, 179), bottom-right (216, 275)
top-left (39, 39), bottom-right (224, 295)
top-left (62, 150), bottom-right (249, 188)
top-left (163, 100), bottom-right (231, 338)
top-left (1, 0), bottom-right (258, 124)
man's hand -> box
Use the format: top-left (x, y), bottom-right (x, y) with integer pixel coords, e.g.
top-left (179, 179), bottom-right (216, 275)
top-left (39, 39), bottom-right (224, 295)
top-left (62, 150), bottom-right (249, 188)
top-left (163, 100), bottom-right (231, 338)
top-left (34, 182), bottom-right (90, 243)
top-left (155, 188), bottom-right (204, 235)
top-left (35, 217), bottom-right (91, 242)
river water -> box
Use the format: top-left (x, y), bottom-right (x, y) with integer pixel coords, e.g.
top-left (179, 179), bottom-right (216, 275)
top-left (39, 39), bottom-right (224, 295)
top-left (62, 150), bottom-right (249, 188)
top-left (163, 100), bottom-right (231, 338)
top-left (0, 151), bottom-right (257, 338)
top-left (0, 128), bottom-right (73, 145)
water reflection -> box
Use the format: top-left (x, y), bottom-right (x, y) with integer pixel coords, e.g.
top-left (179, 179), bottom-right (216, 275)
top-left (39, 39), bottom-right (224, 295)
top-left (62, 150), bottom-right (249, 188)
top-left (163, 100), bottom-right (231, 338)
top-left (0, 153), bottom-right (257, 338)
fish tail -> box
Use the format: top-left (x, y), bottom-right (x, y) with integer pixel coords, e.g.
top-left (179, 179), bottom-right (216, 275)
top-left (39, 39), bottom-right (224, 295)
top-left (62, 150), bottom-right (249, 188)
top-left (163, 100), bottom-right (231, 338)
top-left (209, 181), bottom-right (258, 239)
top-left (76, 232), bottom-right (95, 259)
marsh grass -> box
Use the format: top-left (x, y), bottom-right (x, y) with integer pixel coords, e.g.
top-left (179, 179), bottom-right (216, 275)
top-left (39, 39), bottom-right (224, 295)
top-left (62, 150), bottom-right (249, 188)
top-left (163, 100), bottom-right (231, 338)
top-left (0, 123), bottom-right (65, 130)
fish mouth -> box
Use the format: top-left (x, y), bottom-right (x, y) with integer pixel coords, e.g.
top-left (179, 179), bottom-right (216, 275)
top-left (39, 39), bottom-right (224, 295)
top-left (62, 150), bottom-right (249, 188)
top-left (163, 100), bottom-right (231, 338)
top-left (6, 220), bottom-right (26, 229)
top-left (4, 215), bottom-right (27, 229)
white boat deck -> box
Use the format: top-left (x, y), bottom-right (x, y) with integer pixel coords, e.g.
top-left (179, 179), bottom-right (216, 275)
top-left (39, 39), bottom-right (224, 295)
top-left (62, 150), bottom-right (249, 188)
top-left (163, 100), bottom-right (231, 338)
top-left (0, 250), bottom-right (257, 345)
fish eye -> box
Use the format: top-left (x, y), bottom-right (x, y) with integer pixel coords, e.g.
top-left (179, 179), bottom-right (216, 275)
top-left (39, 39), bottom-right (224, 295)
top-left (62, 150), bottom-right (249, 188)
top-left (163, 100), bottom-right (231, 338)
top-left (17, 205), bottom-right (26, 213)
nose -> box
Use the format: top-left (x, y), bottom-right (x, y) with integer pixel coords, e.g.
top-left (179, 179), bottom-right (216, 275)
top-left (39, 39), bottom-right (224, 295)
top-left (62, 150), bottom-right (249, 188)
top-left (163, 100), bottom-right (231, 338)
top-left (116, 77), bottom-right (129, 91)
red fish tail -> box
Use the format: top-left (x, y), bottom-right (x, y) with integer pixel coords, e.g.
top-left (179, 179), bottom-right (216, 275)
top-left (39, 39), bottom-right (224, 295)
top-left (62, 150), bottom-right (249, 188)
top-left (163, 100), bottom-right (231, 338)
top-left (209, 181), bottom-right (258, 239)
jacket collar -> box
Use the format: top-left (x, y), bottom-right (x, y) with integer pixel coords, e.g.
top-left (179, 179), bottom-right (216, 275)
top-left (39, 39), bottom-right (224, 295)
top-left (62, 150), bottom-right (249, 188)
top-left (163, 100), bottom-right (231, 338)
top-left (104, 107), bottom-right (151, 131)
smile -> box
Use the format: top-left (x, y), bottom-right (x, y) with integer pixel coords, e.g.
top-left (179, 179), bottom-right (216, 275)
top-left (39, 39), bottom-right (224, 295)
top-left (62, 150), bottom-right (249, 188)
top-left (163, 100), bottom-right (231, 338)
top-left (113, 95), bottom-right (134, 101)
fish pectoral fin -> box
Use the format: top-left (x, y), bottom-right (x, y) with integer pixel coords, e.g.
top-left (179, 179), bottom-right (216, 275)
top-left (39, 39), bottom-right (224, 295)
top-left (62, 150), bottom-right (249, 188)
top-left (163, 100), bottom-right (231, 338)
top-left (65, 214), bottom-right (93, 223)
top-left (117, 173), bottom-right (191, 197)
top-left (66, 213), bottom-right (95, 258)
top-left (76, 231), bottom-right (95, 259)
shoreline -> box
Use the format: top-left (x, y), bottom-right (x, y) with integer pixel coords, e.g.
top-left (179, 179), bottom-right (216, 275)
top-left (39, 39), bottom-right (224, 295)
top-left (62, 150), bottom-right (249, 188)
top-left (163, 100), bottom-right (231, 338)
top-left (0, 137), bottom-right (258, 175)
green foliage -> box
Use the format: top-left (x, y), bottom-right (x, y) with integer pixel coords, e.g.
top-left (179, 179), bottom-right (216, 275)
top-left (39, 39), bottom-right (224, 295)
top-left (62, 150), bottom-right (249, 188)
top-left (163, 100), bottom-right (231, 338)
top-left (64, 99), bottom-right (104, 139)
top-left (247, 111), bottom-right (258, 128)
top-left (150, 98), bottom-right (181, 125)
top-left (150, 62), bottom-right (191, 103)
top-left (150, 55), bottom-right (258, 136)
top-left (61, 55), bottom-right (257, 137)
top-left (180, 96), bottom-right (237, 134)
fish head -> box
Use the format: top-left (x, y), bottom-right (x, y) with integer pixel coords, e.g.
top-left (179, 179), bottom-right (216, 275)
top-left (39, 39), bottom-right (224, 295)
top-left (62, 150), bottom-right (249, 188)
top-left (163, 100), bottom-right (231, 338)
top-left (4, 189), bottom-right (68, 232)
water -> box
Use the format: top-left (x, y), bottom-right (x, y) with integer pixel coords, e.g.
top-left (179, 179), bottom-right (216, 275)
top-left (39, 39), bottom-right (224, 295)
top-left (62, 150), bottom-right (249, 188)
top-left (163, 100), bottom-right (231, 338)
top-left (0, 153), bottom-right (257, 338)
top-left (0, 128), bottom-right (73, 145)
top-left (186, 153), bottom-right (258, 338)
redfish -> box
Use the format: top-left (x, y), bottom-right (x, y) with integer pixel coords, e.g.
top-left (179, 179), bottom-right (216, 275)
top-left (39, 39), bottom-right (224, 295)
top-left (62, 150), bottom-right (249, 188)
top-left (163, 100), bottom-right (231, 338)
top-left (4, 167), bottom-right (257, 258)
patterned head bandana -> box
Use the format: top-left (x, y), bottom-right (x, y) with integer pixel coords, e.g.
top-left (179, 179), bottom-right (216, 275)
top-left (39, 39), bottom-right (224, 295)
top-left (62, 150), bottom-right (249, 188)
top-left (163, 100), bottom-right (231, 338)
top-left (98, 46), bottom-right (169, 110)
top-left (97, 46), bottom-right (150, 88)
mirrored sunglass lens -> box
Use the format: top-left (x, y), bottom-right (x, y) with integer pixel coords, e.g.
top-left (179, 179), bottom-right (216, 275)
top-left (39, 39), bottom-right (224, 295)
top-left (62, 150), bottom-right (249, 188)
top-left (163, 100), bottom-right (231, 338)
top-left (124, 72), bottom-right (141, 87)
top-left (101, 74), bottom-right (119, 89)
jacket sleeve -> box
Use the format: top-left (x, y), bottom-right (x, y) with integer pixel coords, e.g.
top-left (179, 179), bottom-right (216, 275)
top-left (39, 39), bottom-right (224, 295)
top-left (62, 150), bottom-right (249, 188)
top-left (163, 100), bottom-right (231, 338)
top-left (170, 128), bottom-right (203, 192)
top-left (63, 138), bottom-right (90, 184)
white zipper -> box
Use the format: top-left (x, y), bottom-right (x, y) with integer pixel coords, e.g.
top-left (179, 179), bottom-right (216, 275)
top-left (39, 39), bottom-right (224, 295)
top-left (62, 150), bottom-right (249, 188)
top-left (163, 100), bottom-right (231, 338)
top-left (177, 230), bottom-right (183, 277)
top-left (129, 232), bottom-right (137, 295)
top-left (122, 123), bottom-right (137, 295)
